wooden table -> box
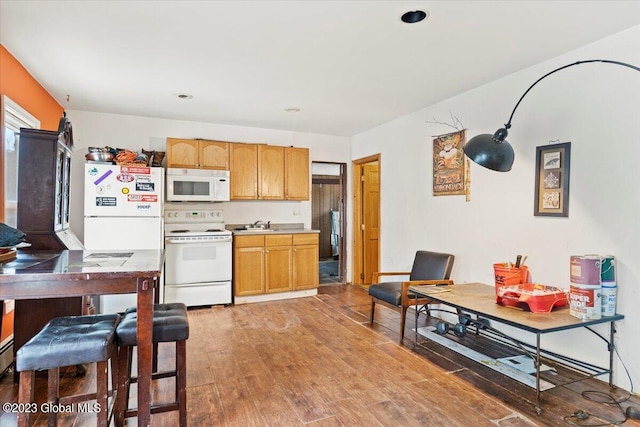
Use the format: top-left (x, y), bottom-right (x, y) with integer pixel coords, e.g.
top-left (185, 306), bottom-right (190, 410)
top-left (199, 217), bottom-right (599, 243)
top-left (409, 282), bottom-right (624, 413)
top-left (0, 249), bottom-right (164, 427)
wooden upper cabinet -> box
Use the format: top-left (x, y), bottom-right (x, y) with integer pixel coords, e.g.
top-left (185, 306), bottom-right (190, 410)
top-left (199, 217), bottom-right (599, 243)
top-left (199, 140), bottom-right (230, 169)
top-left (230, 142), bottom-right (258, 200)
top-left (258, 145), bottom-right (285, 199)
top-left (166, 138), bottom-right (198, 168)
top-left (166, 138), bottom-right (229, 169)
top-left (285, 147), bottom-right (309, 200)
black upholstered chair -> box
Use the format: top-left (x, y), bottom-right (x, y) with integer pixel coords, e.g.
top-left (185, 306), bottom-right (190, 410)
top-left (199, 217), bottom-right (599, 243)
top-left (114, 302), bottom-right (189, 427)
top-left (369, 250), bottom-right (455, 342)
top-left (16, 314), bottom-right (121, 427)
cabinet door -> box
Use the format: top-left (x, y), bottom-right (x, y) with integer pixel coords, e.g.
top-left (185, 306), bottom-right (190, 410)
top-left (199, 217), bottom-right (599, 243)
top-left (199, 140), bottom-right (230, 170)
top-left (234, 246), bottom-right (265, 296)
top-left (285, 147), bottom-right (309, 200)
top-left (230, 143), bottom-right (258, 199)
top-left (258, 145), bottom-right (285, 199)
top-left (265, 245), bottom-right (292, 293)
top-left (166, 138), bottom-right (199, 168)
top-left (293, 234), bottom-right (319, 290)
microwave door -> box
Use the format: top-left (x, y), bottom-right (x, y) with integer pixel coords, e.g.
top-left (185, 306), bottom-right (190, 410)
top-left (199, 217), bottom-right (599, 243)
top-left (167, 175), bottom-right (213, 202)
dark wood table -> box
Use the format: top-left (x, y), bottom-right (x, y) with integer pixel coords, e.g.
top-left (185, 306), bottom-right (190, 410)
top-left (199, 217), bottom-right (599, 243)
top-left (0, 249), bottom-right (164, 427)
top-left (409, 282), bottom-right (624, 413)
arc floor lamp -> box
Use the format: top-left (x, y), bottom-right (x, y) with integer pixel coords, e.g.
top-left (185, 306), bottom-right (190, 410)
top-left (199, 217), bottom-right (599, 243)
top-left (463, 59), bottom-right (640, 172)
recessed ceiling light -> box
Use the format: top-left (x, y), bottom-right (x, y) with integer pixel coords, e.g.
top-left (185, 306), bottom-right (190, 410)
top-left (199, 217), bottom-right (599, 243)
top-left (401, 10), bottom-right (428, 24)
top-left (284, 107), bottom-right (301, 113)
top-left (176, 93), bottom-right (193, 100)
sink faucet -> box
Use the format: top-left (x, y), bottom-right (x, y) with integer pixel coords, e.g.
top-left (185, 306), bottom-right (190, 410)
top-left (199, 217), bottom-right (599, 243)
top-left (253, 220), bottom-right (270, 229)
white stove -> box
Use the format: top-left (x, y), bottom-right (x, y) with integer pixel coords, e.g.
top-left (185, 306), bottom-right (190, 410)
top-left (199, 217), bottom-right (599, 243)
top-left (164, 206), bottom-right (233, 307)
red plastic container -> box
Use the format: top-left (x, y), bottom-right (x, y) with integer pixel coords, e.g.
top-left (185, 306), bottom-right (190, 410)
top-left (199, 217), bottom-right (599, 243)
top-left (496, 284), bottom-right (568, 313)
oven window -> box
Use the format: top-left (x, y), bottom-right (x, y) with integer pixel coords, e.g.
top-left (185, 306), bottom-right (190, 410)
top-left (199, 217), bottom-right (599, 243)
top-left (173, 180), bottom-right (211, 196)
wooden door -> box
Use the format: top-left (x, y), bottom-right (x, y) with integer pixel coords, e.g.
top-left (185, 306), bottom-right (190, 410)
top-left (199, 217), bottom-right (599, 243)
top-left (199, 140), bottom-right (229, 170)
top-left (285, 147), bottom-right (309, 200)
top-left (230, 143), bottom-right (258, 199)
top-left (293, 234), bottom-right (319, 290)
top-left (352, 155), bottom-right (380, 286)
top-left (166, 138), bottom-right (199, 168)
top-left (362, 163), bottom-right (380, 285)
top-left (258, 145), bottom-right (285, 199)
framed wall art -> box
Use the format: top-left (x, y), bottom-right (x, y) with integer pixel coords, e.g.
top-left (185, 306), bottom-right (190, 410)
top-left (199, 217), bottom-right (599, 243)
top-left (534, 141), bottom-right (571, 217)
top-left (433, 130), bottom-right (468, 197)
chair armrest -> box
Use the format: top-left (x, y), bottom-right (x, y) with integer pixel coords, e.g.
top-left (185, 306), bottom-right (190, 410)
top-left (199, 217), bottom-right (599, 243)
top-left (371, 271), bottom-right (411, 284)
top-left (401, 280), bottom-right (454, 307)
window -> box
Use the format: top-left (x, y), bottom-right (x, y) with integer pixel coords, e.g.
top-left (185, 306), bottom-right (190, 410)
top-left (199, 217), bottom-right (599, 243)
top-left (2, 95), bottom-right (40, 226)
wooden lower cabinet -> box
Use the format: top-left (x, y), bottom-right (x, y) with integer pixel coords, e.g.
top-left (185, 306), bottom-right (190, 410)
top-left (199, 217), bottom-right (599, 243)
top-left (234, 233), bottom-right (318, 297)
top-left (265, 235), bottom-right (293, 293)
top-left (292, 234), bottom-right (319, 290)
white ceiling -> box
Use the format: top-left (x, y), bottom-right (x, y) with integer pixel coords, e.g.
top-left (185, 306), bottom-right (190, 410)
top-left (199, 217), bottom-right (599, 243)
top-left (2, 1), bottom-right (639, 137)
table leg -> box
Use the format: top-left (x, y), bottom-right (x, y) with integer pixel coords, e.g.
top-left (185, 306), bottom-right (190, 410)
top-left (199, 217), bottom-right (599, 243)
top-left (535, 333), bottom-right (542, 414)
top-left (609, 321), bottom-right (616, 388)
top-left (136, 276), bottom-right (155, 427)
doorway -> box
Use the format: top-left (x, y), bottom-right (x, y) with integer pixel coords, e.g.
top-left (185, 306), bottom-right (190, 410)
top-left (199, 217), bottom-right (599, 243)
top-left (352, 154), bottom-right (380, 287)
top-left (311, 162), bottom-right (346, 285)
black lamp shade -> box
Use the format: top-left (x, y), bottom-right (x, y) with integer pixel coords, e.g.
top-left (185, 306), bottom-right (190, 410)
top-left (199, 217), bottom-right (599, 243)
top-left (463, 132), bottom-right (515, 172)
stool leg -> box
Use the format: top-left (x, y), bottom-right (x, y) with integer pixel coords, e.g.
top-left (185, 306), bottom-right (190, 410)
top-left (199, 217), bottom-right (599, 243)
top-left (176, 340), bottom-right (187, 427)
top-left (17, 370), bottom-right (34, 427)
top-left (114, 345), bottom-right (132, 427)
top-left (96, 360), bottom-right (109, 427)
top-left (48, 367), bottom-right (60, 427)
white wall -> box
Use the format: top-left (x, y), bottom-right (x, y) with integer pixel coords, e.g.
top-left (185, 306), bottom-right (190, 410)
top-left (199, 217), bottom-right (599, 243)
top-left (351, 26), bottom-right (640, 390)
top-left (65, 110), bottom-right (350, 240)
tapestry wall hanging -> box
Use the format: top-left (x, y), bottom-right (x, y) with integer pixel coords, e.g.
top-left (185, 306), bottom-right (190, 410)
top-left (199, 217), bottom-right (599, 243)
top-left (433, 130), bottom-right (469, 198)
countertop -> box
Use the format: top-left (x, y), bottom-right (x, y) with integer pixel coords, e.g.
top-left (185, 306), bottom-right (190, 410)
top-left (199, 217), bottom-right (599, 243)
top-left (228, 223), bottom-right (319, 235)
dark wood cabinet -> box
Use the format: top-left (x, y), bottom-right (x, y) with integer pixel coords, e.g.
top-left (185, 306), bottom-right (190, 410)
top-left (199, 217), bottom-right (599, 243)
top-left (17, 128), bottom-right (73, 248)
top-left (14, 127), bottom-right (84, 381)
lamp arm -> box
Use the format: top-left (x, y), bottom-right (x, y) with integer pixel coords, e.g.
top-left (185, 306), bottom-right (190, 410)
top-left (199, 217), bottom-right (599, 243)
top-left (503, 59), bottom-right (640, 130)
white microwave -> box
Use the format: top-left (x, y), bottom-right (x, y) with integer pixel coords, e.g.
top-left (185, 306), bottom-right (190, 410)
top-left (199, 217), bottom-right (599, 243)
top-left (166, 168), bottom-right (230, 202)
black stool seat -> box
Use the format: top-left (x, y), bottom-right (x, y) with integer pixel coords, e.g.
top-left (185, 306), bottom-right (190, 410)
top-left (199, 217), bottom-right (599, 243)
top-left (16, 314), bottom-right (120, 372)
top-left (16, 314), bottom-right (121, 427)
top-left (116, 302), bottom-right (189, 346)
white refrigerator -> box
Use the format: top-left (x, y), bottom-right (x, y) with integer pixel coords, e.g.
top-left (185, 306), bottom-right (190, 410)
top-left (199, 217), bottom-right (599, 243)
top-left (83, 163), bottom-right (164, 313)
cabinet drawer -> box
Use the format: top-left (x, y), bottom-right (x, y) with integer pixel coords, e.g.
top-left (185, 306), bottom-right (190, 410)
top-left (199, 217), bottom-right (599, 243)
top-left (293, 233), bottom-right (318, 245)
top-left (265, 234), bottom-right (292, 247)
top-left (234, 235), bottom-right (265, 248)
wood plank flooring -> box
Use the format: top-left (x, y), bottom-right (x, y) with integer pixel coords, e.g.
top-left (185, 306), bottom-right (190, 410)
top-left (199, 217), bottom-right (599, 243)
top-left (1, 284), bottom-right (639, 426)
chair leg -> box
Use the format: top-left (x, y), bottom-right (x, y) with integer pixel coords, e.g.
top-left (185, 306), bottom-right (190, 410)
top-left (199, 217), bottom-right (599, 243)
top-left (47, 367), bottom-right (59, 427)
top-left (17, 371), bottom-right (35, 427)
top-left (370, 300), bottom-right (376, 324)
top-left (400, 304), bottom-right (408, 342)
top-left (176, 340), bottom-right (187, 427)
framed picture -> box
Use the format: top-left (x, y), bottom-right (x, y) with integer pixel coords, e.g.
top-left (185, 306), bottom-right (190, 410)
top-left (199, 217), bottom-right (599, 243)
top-left (433, 130), bottom-right (467, 196)
top-left (534, 142), bottom-right (571, 217)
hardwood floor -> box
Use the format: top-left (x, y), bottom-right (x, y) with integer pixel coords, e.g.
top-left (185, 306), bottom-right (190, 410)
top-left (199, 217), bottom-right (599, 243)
top-left (1, 284), bottom-right (639, 426)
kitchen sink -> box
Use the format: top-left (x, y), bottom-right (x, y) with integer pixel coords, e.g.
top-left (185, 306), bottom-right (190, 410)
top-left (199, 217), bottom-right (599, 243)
top-left (237, 228), bottom-right (276, 232)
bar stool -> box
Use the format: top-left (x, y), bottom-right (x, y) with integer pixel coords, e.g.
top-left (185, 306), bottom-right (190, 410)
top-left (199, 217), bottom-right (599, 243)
top-left (15, 314), bottom-right (121, 427)
top-left (114, 302), bottom-right (189, 427)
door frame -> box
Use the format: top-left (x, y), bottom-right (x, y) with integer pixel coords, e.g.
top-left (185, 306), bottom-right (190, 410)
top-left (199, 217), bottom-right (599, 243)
top-left (352, 154), bottom-right (380, 287)
top-left (311, 161), bottom-right (347, 283)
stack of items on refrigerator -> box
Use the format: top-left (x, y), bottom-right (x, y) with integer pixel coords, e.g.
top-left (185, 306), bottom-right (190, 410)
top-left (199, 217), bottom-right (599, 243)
top-left (569, 255), bottom-right (617, 320)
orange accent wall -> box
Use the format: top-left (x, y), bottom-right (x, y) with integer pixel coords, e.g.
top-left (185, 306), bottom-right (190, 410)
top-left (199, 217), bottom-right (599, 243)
top-left (0, 44), bottom-right (64, 344)
top-left (0, 44), bottom-right (64, 131)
